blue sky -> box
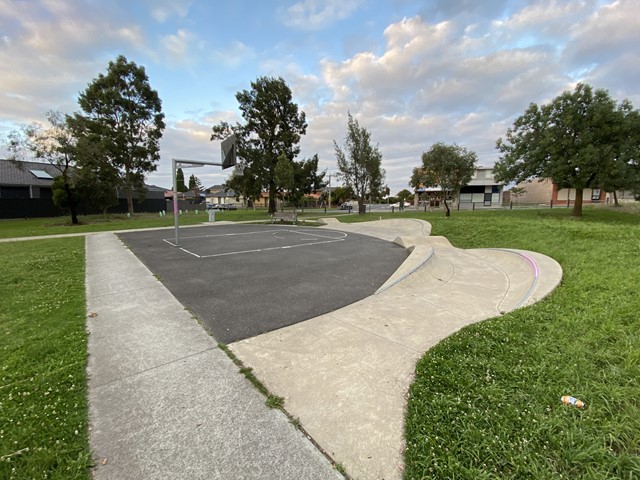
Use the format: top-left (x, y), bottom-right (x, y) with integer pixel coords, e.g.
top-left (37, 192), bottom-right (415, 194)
top-left (1, 0), bottom-right (638, 194)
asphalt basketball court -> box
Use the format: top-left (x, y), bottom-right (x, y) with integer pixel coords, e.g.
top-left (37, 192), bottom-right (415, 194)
top-left (118, 224), bottom-right (408, 344)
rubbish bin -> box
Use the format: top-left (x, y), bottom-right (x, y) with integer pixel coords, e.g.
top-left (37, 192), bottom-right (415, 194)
top-left (208, 210), bottom-right (215, 222)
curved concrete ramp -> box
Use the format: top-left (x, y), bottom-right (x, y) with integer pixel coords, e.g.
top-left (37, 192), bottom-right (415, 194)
top-left (230, 219), bottom-right (562, 480)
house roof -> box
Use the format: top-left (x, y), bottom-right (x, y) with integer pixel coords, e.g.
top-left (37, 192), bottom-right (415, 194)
top-left (1, 159), bottom-right (169, 197)
top-left (0, 159), bottom-right (61, 187)
top-left (145, 184), bottom-right (169, 193)
top-left (208, 188), bottom-right (237, 198)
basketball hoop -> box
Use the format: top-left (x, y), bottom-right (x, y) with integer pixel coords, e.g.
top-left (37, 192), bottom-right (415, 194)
top-left (171, 134), bottom-right (238, 246)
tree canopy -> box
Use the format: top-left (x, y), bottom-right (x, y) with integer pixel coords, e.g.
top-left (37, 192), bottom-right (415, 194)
top-left (495, 83), bottom-right (639, 216)
top-left (6, 111), bottom-right (85, 223)
top-left (211, 76), bottom-right (308, 213)
top-left (188, 174), bottom-right (203, 203)
top-left (410, 142), bottom-right (477, 216)
top-left (334, 113), bottom-right (385, 214)
top-left (176, 168), bottom-right (188, 193)
top-left (330, 185), bottom-right (354, 206)
top-left (70, 55), bottom-right (165, 215)
top-left (289, 154), bottom-right (326, 208)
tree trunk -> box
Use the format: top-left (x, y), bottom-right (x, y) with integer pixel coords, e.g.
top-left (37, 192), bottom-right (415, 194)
top-left (572, 188), bottom-right (583, 217)
top-left (268, 182), bottom-right (277, 214)
top-left (613, 190), bottom-right (619, 207)
top-left (443, 199), bottom-right (451, 217)
top-left (358, 195), bottom-right (366, 214)
top-left (126, 185), bottom-right (134, 216)
top-left (124, 168), bottom-right (134, 216)
top-left (63, 182), bottom-right (79, 225)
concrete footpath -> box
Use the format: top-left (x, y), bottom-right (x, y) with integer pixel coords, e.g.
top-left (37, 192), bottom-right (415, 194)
top-left (84, 218), bottom-right (563, 480)
top-left (85, 233), bottom-right (343, 480)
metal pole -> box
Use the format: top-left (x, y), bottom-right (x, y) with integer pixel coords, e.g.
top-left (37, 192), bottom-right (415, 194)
top-left (328, 174), bottom-right (332, 211)
top-left (171, 158), bottom-right (223, 247)
top-left (172, 159), bottom-right (180, 246)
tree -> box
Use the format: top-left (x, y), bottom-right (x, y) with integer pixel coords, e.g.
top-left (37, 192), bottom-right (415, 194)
top-left (495, 83), bottom-right (636, 217)
top-left (334, 113), bottom-right (385, 214)
top-left (73, 138), bottom-right (119, 215)
top-left (71, 55), bottom-right (165, 215)
top-left (509, 186), bottom-right (527, 205)
top-left (275, 154), bottom-right (294, 210)
top-left (224, 167), bottom-right (262, 208)
top-left (395, 189), bottom-right (412, 210)
top-left (188, 174), bottom-right (203, 203)
top-left (599, 100), bottom-right (640, 205)
top-left (383, 185), bottom-right (391, 202)
top-left (6, 111), bottom-right (84, 224)
top-left (331, 185), bottom-right (354, 205)
top-left (410, 142), bottom-right (477, 217)
top-left (176, 168), bottom-right (188, 193)
top-left (211, 76), bottom-right (307, 214)
top-left (290, 154), bottom-right (326, 208)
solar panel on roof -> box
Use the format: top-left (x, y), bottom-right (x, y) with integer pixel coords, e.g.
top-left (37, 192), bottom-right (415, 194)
top-left (29, 170), bottom-right (53, 179)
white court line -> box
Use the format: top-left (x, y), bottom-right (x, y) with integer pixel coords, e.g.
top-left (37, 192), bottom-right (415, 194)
top-left (198, 238), bottom-right (346, 259)
top-left (164, 229), bottom-right (348, 243)
top-left (180, 247), bottom-right (200, 258)
top-left (273, 230), bottom-right (348, 241)
top-left (162, 228), bottom-right (348, 259)
top-left (162, 229), bottom-right (347, 247)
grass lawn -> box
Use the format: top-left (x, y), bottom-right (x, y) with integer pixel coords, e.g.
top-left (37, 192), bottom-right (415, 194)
top-left (0, 238), bottom-right (91, 480)
top-left (378, 207), bottom-right (638, 479)
top-left (0, 208), bottom-right (341, 239)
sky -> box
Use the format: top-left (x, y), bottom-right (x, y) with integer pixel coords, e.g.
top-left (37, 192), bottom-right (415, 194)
top-left (1, 0), bottom-right (639, 195)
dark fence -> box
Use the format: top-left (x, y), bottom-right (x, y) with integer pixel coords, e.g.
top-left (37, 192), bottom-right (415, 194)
top-left (0, 198), bottom-right (66, 219)
top-left (0, 198), bottom-right (166, 219)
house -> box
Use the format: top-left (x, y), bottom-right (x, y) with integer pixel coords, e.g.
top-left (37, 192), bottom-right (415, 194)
top-left (0, 158), bottom-right (58, 200)
top-left (509, 178), bottom-right (637, 206)
top-left (0, 159), bottom-right (65, 218)
top-left (458, 167), bottom-right (503, 207)
top-left (205, 185), bottom-right (241, 207)
top-left (0, 158), bottom-right (167, 219)
top-left (414, 167), bottom-right (504, 208)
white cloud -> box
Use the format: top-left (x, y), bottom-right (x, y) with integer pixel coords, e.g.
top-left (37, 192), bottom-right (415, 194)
top-left (281, 0), bottom-right (364, 30)
top-left (161, 29), bottom-right (197, 64)
top-left (149, 0), bottom-right (192, 23)
top-left (564, 0), bottom-right (639, 66)
top-left (211, 41), bottom-right (256, 69)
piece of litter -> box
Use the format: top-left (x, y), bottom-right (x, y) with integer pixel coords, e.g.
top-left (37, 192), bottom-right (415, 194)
top-left (561, 395), bottom-right (585, 409)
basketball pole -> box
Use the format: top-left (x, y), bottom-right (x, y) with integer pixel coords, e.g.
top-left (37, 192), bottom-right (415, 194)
top-left (172, 158), bottom-right (222, 246)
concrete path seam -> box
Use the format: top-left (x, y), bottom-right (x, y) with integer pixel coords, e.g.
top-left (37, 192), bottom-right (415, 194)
top-left (89, 346), bottom-right (218, 389)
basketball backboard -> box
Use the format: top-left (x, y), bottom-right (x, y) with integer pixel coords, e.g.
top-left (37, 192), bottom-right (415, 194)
top-left (221, 134), bottom-right (237, 170)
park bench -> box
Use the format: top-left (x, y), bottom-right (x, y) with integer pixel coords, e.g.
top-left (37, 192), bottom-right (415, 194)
top-left (270, 211), bottom-right (298, 224)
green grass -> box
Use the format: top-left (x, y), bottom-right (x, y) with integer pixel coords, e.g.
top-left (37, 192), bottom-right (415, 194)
top-left (0, 238), bottom-right (91, 480)
top-left (0, 207), bottom-right (343, 239)
top-left (398, 208), bottom-right (640, 479)
top-left (0, 213), bottom-right (203, 238)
